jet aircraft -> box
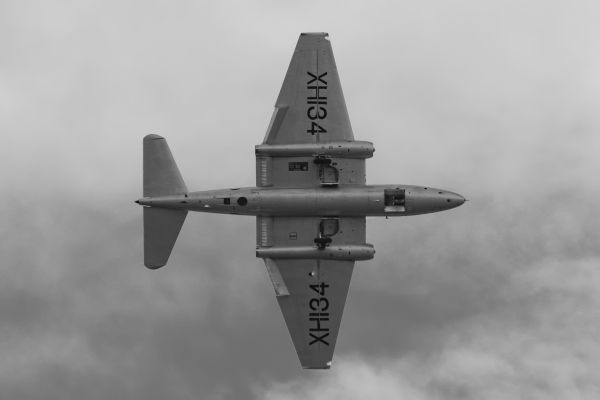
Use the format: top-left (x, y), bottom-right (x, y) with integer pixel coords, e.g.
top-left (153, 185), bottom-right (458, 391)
top-left (136, 33), bottom-right (465, 369)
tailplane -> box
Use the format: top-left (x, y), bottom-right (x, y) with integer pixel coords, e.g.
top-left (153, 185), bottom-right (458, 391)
top-left (144, 207), bottom-right (187, 269)
top-left (142, 134), bottom-right (188, 269)
top-left (144, 134), bottom-right (187, 197)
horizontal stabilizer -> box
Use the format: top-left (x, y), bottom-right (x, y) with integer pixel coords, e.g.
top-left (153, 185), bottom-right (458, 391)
top-left (143, 134), bottom-right (187, 197)
top-left (144, 207), bottom-right (187, 269)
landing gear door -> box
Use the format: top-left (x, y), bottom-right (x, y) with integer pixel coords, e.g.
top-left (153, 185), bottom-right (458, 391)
top-left (384, 189), bottom-right (406, 213)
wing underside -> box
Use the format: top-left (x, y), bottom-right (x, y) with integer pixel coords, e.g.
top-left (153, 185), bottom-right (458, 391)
top-left (263, 33), bottom-right (353, 145)
top-left (256, 153), bottom-right (366, 188)
top-left (258, 216), bottom-right (366, 368)
top-left (264, 258), bottom-right (354, 369)
top-left (256, 33), bottom-right (372, 189)
top-left (256, 33), bottom-right (369, 368)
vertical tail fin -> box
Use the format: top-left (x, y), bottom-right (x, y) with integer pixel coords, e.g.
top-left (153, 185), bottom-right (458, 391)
top-left (142, 134), bottom-right (188, 269)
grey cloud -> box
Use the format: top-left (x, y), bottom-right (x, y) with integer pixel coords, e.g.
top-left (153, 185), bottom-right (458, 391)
top-left (259, 258), bottom-right (600, 399)
top-left (2, 0), bottom-right (600, 399)
top-left (0, 201), bottom-right (297, 399)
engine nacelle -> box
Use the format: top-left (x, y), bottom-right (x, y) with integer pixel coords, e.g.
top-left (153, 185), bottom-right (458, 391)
top-left (256, 244), bottom-right (375, 261)
top-left (255, 141), bottom-right (374, 159)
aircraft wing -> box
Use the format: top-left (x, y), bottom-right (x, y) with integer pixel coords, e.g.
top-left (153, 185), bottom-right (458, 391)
top-left (256, 34), bottom-right (368, 368)
top-left (256, 33), bottom-right (369, 189)
top-left (264, 258), bottom-right (353, 369)
top-left (263, 33), bottom-right (353, 145)
top-left (258, 216), bottom-right (365, 368)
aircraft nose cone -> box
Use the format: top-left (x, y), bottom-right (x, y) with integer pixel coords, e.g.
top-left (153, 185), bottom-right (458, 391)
top-left (408, 188), bottom-right (466, 213)
top-left (445, 192), bottom-right (466, 208)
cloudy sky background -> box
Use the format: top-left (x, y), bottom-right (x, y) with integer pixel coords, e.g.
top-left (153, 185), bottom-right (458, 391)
top-left (2, 0), bottom-right (599, 398)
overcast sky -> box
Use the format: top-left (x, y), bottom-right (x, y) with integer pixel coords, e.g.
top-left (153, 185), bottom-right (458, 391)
top-left (2, 0), bottom-right (600, 399)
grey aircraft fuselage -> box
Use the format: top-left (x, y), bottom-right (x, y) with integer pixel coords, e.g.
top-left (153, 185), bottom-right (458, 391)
top-left (136, 184), bottom-right (464, 262)
top-left (136, 185), bottom-right (465, 217)
top-left (137, 184), bottom-right (464, 262)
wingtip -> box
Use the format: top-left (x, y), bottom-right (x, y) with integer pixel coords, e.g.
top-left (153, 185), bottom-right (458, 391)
top-left (144, 262), bottom-right (165, 270)
top-left (300, 32), bottom-right (328, 37)
top-left (302, 366), bottom-right (331, 370)
top-left (296, 33), bottom-right (331, 49)
top-left (144, 134), bottom-right (164, 142)
top-left (301, 361), bottom-right (332, 370)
